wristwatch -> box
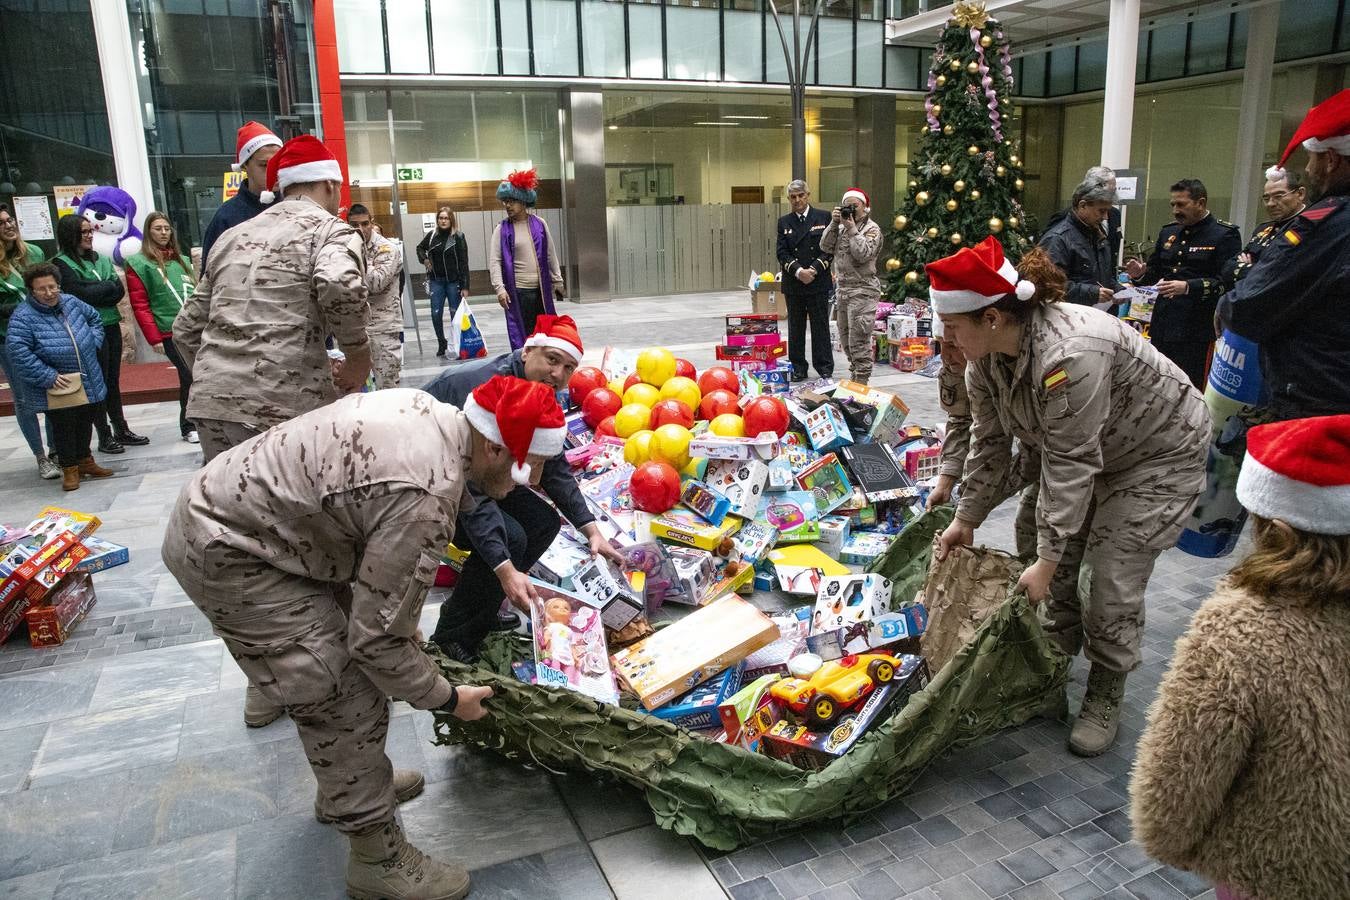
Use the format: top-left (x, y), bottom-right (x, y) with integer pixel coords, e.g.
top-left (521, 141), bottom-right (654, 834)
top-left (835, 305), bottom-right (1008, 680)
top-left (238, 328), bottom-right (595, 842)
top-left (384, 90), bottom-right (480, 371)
top-left (439, 685), bottom-right (459, 715)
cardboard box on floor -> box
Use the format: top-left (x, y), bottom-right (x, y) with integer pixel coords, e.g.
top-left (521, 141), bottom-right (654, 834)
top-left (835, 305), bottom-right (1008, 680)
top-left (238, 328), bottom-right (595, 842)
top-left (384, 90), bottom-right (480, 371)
top-left (750, 285), bottom-right (787, 320)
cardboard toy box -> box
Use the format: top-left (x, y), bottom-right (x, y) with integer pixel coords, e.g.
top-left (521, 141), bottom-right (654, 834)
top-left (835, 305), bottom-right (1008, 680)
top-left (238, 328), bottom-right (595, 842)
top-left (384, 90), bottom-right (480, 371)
top-left (759, 654), bottom-right (929, 769)
top-left (818, 515), bottom-right (852, 557)
top-left (717, 673), bottom-right (782, 749)
top-left (0, 531), bottom-right (91, 642)
top-left (571, 557), bottom-right (645, 630)
top-left (649, 507), bottom-right (741, 551)
top-left (811, 573), bottom-right (893, 634)
top-left (749, 285), bottom-right (787, 320)
top-left (651, 662), bottom-right (746, 731)
top-left (704, 458), bottom-right (769, 520)
top-left (690, 432), bottom-right (779, 461)
top-left (529, 580), bottom-right (620, 705)
top-left (839, 443), bottom-right (919, 503)
top-left (725, 332), bottom-right (783, 348)
top-left (610, 595), bottom-right (779, 710)
top-left (74, 536), bottom-right (129, 574)
top-left (716, 341), bottom-right (787, 364)
top-left (620, 542), bottom-right (680, 613)
top-left (665, 546), bottom-right (720, 606)
top-left (756, 491), bottom-right (819, 544)
top-left (833, 381), bottom-right (910, 443)
top-left (803, 405), bottom-right (853, 452)
top-left (730, 521), bottom-right (778, 566)
top-left (25, 571), bottom-right (98, 648)
top-left (24, 506), bottom-right (101, 544)
top-left (840, 532), bottom-right (894, 566)
top-left (886, 314), bottom-right (918, 342)
top-left (805, 605), bottom-right (928, 661)
top-left (795, 453), bottom-right (853, 516)
top-left (531, 530), bottom-right (592, 591)
top-left (725, 313), bottom-right (782, 336)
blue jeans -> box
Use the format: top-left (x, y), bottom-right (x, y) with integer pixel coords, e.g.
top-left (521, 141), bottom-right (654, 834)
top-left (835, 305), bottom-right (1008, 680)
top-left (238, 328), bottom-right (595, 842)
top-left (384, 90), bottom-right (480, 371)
top-left (428, 277), bottom-right (461, 347)
top-left (0, 341), bottom-right (54, 457)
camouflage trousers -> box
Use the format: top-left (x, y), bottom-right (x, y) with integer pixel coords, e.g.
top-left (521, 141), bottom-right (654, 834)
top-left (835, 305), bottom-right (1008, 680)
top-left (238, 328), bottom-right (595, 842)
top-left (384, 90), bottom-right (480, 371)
top-left (194, 418), bottom-right (264, 464)
top-left (161, 531), bottom-right (397, 834)
top-left (1013, 482), bottom-right (1198, 673)
top-left (834, 288), bottom-right (879, 384)
top-left (370, 331), bottom-right (403, 389)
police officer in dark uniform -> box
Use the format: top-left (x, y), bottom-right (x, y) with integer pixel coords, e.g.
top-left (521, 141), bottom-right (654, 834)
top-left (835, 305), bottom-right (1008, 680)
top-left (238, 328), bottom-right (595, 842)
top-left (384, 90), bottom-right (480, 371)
top-left (1224, 166), bottom-right (1308, 287)
top-left (1219, 89), bottom-right (1350, 420)
top-left (1125, 178), bottom-right (1241, 387)
top-left (776, 179), bottom-right (834, 381)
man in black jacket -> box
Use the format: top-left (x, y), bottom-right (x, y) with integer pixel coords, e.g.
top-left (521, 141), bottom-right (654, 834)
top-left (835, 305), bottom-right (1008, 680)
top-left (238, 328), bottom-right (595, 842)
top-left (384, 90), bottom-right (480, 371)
top-left (1042, 165), bottom-right (1123, 264)
top-left (200, 122), bottom-right (281, 270)
top-left (1125, 178), bottom-right (1242, 387)
top-left (1223, 166), bottom-right (1308, 288)
top-left (1038, 173), bottom-right (1118, 308)
top-left (422, 315), bottom-right (624, 659)
top-left (776, 180), bottom-right (834, 381)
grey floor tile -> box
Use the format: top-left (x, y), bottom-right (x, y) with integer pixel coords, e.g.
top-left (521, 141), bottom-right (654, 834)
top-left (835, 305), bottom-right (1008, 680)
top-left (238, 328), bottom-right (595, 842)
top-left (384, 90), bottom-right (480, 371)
top-left (1007, 883), bottom-right (1059, 900)
top-left (0, 769), bottom-right (135, 878)
top-left (1155, 864), bottom-right (1212, 898)
top-left (729, 876), bottom-right (783, 900)
top-left (805, 849), bottom-right (862, 887)
top-left (553, 772), bottom-right (654, 841)
top-left (728, 845), bottom-right (781, 882)
top-left (87, 642), bottom-right (222, 712)
top-left (951, 831), bottom-right (1005, 867)
top-left (175, 686), bottom-right (299, 757)
top-left (843, 815), bottom-right (887, 844)
top-left (0, 869), bottom-right (62, 900)
top-left (0, 722), bottom-right (48, 793)
top-left (983, 819), bottom-right (1039, 852)
top-left (842, 837), bottom-right (895, 871)
top-left (1027, 771), bottom-right (1082, 801)
top-left (29, 698), bottom-right (184, 788)
top-left (807, 887), bottom-right (857, 900)
top-left (0, 667), bottom-right (97, 728)
top-left (1107, 841), bottom-right (1161, 877)
top-left (710, 856), bottom-right (741, 886)
top-left (767, 833), bottom-right (821, 869)
top-left (52, 831), bottom-right (236, 900)
top-left (999, 847), bottom-right (1056, 884)
top-left (878, 825), bottom-right (931, 861)
top-left (944, 803), bottom-right (998, 836)
top-left (1045, 796), bottom-right (1099, 828)
top-left (916, 843), bottom-right (975, 880)
top-left (768, 861), bottom-right (826, 900)
top-left (1030, 834), bottom-right (1089, 870)
top-left (591, 825), bottom-right (725, 899)
top-left (874, 800), bottom-right (920, 831)
top-left (975, 790), bottom-right (1026, 821)
top-left (1016, 807), bottom-right (1070, 840)
top-left (849, 867), bottom-right (904, 900)
top-left (1093, 809), bottom-right (1135, 844)
top-left (1063, 822), bottom-right (1120, 856)
top-left (234, 813), bottom-right (347, 899)
top-left (930, 873), bottom-right (987, 900)
top-left (1074, 784), bottom-right (1128, 815)
top-left (966, 860), bottom-right (1023, 898)
top-left (914, 814), bottom-right (964, 846)
top-left (1123, 871), bottom-right (1188, 900)
top-left (469, 843), bottom-right (616, 900)
top-left (881, 855), bottom-right (941, 894)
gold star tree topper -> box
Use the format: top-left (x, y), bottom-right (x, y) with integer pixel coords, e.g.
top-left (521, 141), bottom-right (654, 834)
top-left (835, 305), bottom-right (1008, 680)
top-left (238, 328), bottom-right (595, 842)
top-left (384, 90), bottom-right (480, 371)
top-left (952, 1), bottom-right (989, 29)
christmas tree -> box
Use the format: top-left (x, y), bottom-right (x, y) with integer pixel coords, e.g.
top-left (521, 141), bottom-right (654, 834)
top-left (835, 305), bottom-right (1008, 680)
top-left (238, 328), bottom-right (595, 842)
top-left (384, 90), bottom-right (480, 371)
top-left (883, 1), bottom-right (1030, 303)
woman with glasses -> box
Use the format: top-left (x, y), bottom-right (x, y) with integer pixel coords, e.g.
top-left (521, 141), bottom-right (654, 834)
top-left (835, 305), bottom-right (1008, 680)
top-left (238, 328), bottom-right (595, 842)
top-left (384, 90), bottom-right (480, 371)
top-left (0, 203), bottom-right (60, 479)
top-left (52, 213), bottom-right (149, 454)
top-left (126, 212), bottom-right (198, 444)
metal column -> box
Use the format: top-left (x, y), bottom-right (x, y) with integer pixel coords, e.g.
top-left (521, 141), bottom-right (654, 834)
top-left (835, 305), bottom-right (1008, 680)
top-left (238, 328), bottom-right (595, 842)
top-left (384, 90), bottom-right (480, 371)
top-left (561, 90), bottom-right (611, 303)
top-left (1100, 0), bottom-right (1139, 171)
top-left (1230, 2), bottom-right (1280, 232)
top-left (854, 96), bottom-right (896, 220)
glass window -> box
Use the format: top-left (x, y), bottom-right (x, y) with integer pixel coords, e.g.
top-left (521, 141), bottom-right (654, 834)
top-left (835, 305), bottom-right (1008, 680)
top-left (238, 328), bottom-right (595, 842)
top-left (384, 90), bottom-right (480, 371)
top-left (1020, 51), bottom-right (1046, 97)
top-left (501, 0), bottom-right (531, 74)
top-left (885, 46), bottom-right (920, 91)
top-left (432, 0), bottom-right (499, 75)
top-left (1048, 46), bottom-right (1075, 96)
top-left (666, 7), bottom-right (720, 81)
top-left (724, 8), bottom-right (764, 83)
top-left (583, 0), bottom-right (627, 78)
top-left (1228, 10), bottom-right (1247, 69)
top-left (334, 0), bottom-right (386, 73)
top-left (386, 0), bottom-right (431, 73)
top-left (856, 21), bottom-right (883, 88)
top-left (1075, 40), bottom-right (1107, 92)
top-left (344, 90), bottom-right (395, 185)
top-left (1146, 22), bottom-right (1186, 81)
top-left (816, 18), bottom-right (853, 86)
top-left (628, 5), bottom-right (664, 79)
top-left (534, 0), bottom-right (580, 76)
top-left (1276, 0), bottom-right (1337, 61)
top-left (1187, 12), bottom-right (1230, 75)
top-left (765, 17), bottom-right (790, 84)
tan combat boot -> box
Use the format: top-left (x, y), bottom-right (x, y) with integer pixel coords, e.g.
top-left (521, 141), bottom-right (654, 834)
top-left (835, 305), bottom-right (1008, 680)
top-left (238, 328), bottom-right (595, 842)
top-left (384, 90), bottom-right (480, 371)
top-left (243, 684), bottom-right (284, 728)
top-left (317, 770), bottom-right (425, 823)
top-left (1068, 664), bottom-right (1127, 757)
top-left (77, 456), bottom-right (113, 478)
top-left (347, 821), bottom-right (470, 900)
top-left (61, 466), bottom-right (81, 492)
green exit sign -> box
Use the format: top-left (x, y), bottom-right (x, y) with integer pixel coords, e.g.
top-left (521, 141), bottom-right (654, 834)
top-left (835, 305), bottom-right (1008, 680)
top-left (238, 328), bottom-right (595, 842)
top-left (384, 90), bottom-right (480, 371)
top-left (396, 167), bottom-right (423, 182)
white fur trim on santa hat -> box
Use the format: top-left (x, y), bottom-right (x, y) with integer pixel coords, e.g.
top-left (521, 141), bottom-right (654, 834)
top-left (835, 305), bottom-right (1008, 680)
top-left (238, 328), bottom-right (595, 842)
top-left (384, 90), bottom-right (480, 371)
top-left (462, 394), bottom-right (567, 459)
top-left (1236, 452), bottom-right (1350, 535)
top-left (237, 132), bottom-right (282, 168)
top-left (277, 159), bottom-right (344, 193)
top-left (524, 334), bottom-right (582, 364)
top-left (930, 256), bottom-right (1032, 313)
top-left (1304, 133), bottom-right (1350, 156)
top-left (841, 189), bottom-right (869, 208)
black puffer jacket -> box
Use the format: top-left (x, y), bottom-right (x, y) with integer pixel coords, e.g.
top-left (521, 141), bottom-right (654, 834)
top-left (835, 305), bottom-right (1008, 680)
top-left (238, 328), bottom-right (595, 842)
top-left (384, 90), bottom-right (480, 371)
top-left (1037, 213), bottom-right (1115, 306)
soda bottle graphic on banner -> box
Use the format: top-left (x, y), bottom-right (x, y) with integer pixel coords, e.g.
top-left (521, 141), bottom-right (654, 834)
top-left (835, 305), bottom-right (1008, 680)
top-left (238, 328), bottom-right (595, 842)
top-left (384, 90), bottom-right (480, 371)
top-left (1177, 330), bottom-right (1263, 558)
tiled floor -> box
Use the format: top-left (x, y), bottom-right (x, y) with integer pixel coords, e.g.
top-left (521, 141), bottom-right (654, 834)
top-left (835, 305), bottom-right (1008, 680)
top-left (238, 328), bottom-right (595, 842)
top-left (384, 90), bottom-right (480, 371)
top-left (0, 290), bottom-right (1233, 898)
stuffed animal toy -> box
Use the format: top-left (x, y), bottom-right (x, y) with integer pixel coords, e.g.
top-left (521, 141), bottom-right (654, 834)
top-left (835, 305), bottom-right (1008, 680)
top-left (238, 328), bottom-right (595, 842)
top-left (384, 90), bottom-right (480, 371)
top-left (77, 186), bottom-right (143, 265)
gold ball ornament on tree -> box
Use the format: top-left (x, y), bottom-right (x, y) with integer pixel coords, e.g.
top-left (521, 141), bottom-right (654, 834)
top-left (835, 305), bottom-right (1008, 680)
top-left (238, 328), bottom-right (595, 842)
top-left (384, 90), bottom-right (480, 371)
top-left (926, 227), bottom-right (939, 238)
top-left (943, 124), bottom-right (955, 136)
top-left (970, 189), bottom-right (981, 200)
top-left (1015, 178), bottom-right (1025, 190)
top-left (1010, 154), bottom-right (1020, 165)
top-left (904, 271), bottom-right (919, 285)
top-left (939, 164), bottom-right (952, 176)
top-left (980, 34), bottom-right (993, 48)
top-left (988, 217), bottom-right (1004, 233)
top-left (945, 199), bottom-right (958, 212)
top-left (915, 191), bottom-right (930, 206)
top-left (936, 74), bottom-right (947, 87)
top-left (949, 59), bottom-right (961, 72)
top-left (1008, 216), bottom-right (1020, 228)
top-left (908, 179), bottom-right (918, 190)
top-left (996, 165), bottom-right (1007, 177)
top-left (953, 179), bottom-right (966, 192)
top-left (932, 104), bottom-right (942, 116)
top-left (966, 61), bottom-right (980, 75)
top-left (884, 258), bottom-right (901, 272)
top-left (950, 232), bottom-right (963, 245)
top-left (894, 215), bottom-right (908, 230)
top-left (967, 145), bottom-right (980, 156)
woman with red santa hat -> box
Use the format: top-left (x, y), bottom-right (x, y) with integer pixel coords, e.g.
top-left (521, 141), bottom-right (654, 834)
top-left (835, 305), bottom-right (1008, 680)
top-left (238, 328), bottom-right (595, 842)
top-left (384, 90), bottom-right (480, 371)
top-left (930, 236), bottom-right (1209, 757)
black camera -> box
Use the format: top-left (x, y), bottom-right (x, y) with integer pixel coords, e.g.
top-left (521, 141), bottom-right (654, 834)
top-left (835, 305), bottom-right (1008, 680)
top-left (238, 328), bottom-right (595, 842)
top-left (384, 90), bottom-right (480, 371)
top-left (840, 205), bottom-right (854, 220)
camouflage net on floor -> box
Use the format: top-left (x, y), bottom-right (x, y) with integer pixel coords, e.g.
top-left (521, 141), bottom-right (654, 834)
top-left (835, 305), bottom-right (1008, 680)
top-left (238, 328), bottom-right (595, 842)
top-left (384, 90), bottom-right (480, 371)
top-left (429, 507), bottom-right (1069, 850)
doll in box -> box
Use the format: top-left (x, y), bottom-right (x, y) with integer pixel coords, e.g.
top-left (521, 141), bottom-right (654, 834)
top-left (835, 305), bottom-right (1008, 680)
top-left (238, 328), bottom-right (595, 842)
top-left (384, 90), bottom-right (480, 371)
top-left (539, 597), bottom-right (578, 677)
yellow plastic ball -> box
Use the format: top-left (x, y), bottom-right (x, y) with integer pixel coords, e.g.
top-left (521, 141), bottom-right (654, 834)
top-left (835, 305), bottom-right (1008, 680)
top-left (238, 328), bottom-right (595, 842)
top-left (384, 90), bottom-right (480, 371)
top-left (650, 423), bottom-right (693, 469)
top-left (623, 430), bottom-right (655, 465)
top-left (635, 347), bottom-right (677, 387)
top-left (623, 382), bottom-right (660, 408)
top-left (989, 217), bottom-right (1004, 233)
top-left (607, 378), bottom-right (626, 397)
top-left (945, 199), bottom-right (958, 212)
top-left (659, 376), bottom-right (701, 412)
top-left (953, 180), bottom-right (965, 192)
top-left (950, 232), bottom-right (963, 245)
top-left (904, 271), bottom-right (919, 285)
top-left (709, 413), bottom-right (745, 438)
top-left (885, 258), bottom-right (901, 272)
top-left (615, 403), bottom-right (653, 438)
top-left (894, 215), bottom-right (908, 230)
top-left (926, 227), bottom-right (939, 238)
top-left (915, 191), bottom-right (930, 206)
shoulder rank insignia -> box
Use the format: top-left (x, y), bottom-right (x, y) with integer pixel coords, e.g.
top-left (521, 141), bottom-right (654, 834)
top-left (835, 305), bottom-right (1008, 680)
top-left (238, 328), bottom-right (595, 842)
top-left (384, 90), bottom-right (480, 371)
top-left (1042, 367), bottom-right (1069, 391)
top-left (1301, 205), bottom-right (1337, 223)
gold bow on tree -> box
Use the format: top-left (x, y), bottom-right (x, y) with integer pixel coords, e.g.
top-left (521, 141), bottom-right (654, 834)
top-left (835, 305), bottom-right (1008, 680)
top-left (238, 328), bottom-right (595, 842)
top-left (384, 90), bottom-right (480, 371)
top-left (952, 1), bottom-right (989, 29)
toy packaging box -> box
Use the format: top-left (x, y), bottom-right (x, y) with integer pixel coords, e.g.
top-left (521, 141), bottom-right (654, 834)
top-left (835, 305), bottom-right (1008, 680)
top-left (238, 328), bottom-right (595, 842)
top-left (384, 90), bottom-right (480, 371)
top-left (717, 673), bottom-right (782, 749)
top-left (756, 491), bottom-right (819, 544)
top-left (531, 531), bottom-right (592, 591)
top-left (680, 480), bottom-right (732, 526)
top-left (648, 507), bottom-right (741, 551)
top-left (620, 543), bottom-right (679, 613)
top-left (529, 580), bottom-right (620, 706)
top-left (610, 594), bottom-right (779, 710)
top-left (741, 611), bottom-right (811, 678)
top-left (811, 573), bottom-right (894, 634)
top-left (25, 571), bottom-right (98, 648)
top-left (24, 506), bottom-right (102, 544)
top-left (730, 520), bottom-right (777, 566)
top-left (795, 453), bottom-right (853, 516)
top-left (803, 404), bottom-right (853, 452)
top-left (833, 382), bottom-right (910, 443)
top-left (0, 525), bottom-right (33, 558)
top-left (767, 544), bottom-right (848, 595)
top-left (903, 444), bottom-right (943, 482)
top-left (754, 363), bottom-right (793, 394)
top-left (806, 605), bottom-right (928, 661)
top-left (840, 532), bottom-right (894, 566)
top-left (716, 342), bottom-right (787, 364)
top-left (760, 654), bottom-right (930, 769)
top-left (689, 433), bottom-right (779, 461)
top-left (571, 557), bottom-right (645, 630)
top-left (725, 313), bottom-right (781, 336)
top-left (818, 515), bottom-right (852, 557)
top-left (74, 537), bottom-right (129, 574)
top-left (0, 531), bottom-right (92, 644)
top-left (725, 332), bottom-right (782, 348)
top-left (886, 314), bottom-right (918, 342)
top-left (563, 411), bottom-right (594, 450)
top-left (704, 458), bottom-right (769, 520)
top-left (838, 443), bottom-right (919, 503)
top-left (765, 455), bottom-right (796, 492)
top-left (652, 662), bottom-right (746, 731)
top-left (665, 546), bottom-right (720, 606)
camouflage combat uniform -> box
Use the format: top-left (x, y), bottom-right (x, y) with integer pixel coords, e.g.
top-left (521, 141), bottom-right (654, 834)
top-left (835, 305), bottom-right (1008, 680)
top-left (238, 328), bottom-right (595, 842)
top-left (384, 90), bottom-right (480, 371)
top-left (161, 389), bottom-right (467, 834)
top-left (173, 195), bottom-right (370, 462)
top-left (956, 303), bottom-right (1209, 672)
top-left (819, 216), bottom-right (883, 384)
top-left (363, 231), bottom-right (404, 389)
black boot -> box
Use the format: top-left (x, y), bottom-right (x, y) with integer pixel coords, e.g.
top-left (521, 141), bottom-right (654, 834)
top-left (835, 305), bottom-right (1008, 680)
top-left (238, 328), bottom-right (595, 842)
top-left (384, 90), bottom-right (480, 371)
top-left (97, 430), bottom-right (125, 454)
top-left (113, 425), bottom-right (149, 446)
top-left (436, 338), bottom-right (448, 358)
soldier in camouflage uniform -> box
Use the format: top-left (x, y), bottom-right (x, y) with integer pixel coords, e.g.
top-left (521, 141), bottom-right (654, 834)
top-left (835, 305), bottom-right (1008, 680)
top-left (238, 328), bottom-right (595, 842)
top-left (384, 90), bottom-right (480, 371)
top-left (161, 378), bottom-right (566, 900)
top-left (819, 188), bottom-right (883, 384)
top-left (930, 238), bottom-right (1208, 757)
top-left (174, 135), bottom-right (372, 465)
top-left (348, 203), bottom-right (404, 388)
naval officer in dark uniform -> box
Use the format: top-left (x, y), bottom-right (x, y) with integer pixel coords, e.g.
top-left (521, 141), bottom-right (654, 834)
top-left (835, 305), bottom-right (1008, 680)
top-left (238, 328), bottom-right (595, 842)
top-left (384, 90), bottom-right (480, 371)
top-left (1124, 178), bottom-right (1242, 387)
top-left (1220, 89), bottom-right (1350, 420)
top-left (776, 179), bottom-right (834, 381)
top-left (1223, 166), bottom-right (1308, 287)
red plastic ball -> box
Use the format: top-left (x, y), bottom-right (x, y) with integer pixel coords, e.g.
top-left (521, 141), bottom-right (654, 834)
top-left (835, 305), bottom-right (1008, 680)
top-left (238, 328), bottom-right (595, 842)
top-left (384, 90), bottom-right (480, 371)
top-left (581, 387), bottom-right (623, 429)
top-left (674, 358), bottom-right (696, 379)
top-left (650, 399), bottom-right (695, 429)
top-left (742, 395), bottom-right (791, 438)
top-left (698, 389), bottom-right (740, 421)
top-left (629, 461), bottom-right (682, 513)
top-left (567, 366), bottom-right (608, 409)
top-left (697, 366), bottom-right (740, 397)
top-left (594, 415), bottom-right (618, 438)
top-left (624, 372), bottom-right (643, 391)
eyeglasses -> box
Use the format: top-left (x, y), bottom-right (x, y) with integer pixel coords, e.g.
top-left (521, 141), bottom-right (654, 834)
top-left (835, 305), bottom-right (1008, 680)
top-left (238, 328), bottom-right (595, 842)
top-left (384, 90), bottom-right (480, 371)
top-left (79, 228), bottom-right (93, 235)
top-left (1261, 190), bottom-right (1296, 202)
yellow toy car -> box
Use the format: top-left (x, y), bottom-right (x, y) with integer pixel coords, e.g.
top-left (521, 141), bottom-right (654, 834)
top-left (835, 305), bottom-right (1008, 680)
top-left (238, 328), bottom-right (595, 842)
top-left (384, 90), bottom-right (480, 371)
top-left (768, 653), bottom-right (898, 730)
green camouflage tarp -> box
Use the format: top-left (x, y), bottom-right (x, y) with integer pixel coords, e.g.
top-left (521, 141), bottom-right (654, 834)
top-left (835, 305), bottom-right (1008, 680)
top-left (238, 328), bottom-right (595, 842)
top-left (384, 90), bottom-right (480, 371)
top-left (430, 507), bottom-right (1069, 850)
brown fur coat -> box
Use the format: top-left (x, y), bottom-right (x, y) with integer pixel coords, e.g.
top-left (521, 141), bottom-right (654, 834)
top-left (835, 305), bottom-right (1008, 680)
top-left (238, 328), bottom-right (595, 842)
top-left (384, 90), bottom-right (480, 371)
top-left (1131, 582), bottom-right (1350, 900)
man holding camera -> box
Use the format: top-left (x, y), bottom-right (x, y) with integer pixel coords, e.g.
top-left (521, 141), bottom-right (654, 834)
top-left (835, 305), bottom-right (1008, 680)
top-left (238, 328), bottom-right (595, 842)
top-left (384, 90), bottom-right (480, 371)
top-left (776, 180), bottom-right (834, 381)
top-left (819, 188), bottom-right (884, 384)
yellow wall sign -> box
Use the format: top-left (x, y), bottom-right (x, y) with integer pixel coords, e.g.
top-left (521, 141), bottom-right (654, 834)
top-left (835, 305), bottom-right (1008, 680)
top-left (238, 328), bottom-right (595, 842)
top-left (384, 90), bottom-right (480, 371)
top-left (223, 171), bottom-right (243, 201)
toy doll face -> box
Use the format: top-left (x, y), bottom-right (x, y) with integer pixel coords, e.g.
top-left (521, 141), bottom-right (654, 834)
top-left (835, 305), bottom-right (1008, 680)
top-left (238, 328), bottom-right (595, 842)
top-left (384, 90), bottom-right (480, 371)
top-left (82, 208), bottom-right (127, 237)
top-left (544, 598), bottom-right (571, 623)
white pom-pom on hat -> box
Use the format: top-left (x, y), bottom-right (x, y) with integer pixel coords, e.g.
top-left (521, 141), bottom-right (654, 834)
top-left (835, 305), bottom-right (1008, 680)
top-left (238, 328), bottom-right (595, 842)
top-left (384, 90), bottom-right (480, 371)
top-left (511, 461), bottom-right (533, 485)
top-left (1264, 165), bottom-right (1286, 181)
top-left (1015, 280), bottom-right (1036, 301)
top-left (258, 190), bottom-right (276, 204)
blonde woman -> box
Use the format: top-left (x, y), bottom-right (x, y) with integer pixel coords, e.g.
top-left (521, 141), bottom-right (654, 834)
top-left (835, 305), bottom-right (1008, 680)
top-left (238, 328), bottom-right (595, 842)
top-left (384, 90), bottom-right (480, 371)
top-left (415, 206), bottom-right (469, 358)
top-left (126, 212), bottom-right (198, 443)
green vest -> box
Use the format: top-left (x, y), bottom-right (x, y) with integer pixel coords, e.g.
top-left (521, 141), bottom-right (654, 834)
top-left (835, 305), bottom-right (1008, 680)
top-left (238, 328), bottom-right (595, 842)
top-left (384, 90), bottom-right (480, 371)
top-left (55, 251), bottom-right (120, 326)
top-left (126, 253), bottom-right (195, 333)
top-left (0, 244), bottom-right (46, 338)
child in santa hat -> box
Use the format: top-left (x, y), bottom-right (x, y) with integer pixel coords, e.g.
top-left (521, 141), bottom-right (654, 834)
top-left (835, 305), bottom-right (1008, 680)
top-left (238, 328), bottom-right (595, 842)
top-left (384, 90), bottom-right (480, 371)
top-left (1131, 414), bottom-right (1350, 900)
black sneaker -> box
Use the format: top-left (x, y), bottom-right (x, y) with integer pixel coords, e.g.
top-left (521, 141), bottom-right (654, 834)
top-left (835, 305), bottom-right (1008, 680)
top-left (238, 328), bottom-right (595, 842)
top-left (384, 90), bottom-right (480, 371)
top-left (97, 437), bottom-right (125, 454)
top-left (790, 370), bottom-right (808, 383)
top-left (435, 639), bottom-right (476, 665)
top-left (492, 611), bottom-right (521, 632)
top-left (114, 429), bottom-right (149, 446)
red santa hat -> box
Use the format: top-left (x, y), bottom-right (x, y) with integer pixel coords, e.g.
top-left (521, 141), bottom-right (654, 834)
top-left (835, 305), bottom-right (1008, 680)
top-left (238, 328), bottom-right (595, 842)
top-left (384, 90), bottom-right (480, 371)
top-left (841, 188), bottom-right (870, 209)
top-left (523, 314), bottom-right (584, 364)
top-left (261, 135), bottom-right (344, 205)
top-left (926, 235), bottom-right (1035, 315)
top-left (464, 375), bottom-right (567, 484)
top-left (232, 121), bottom-right (283, 172)
top-left (1280, 89), bottom-right (1350, 166)
top-left (1236, 414), bottom-right (1350, 535)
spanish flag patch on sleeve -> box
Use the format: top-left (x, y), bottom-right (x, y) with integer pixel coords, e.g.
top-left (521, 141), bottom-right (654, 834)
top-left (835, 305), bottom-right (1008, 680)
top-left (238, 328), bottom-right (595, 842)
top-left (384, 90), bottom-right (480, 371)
top-left (1043, 367), bottom-right (1069, 391)
top-left (1282, 229), bottom-right (1302, 246)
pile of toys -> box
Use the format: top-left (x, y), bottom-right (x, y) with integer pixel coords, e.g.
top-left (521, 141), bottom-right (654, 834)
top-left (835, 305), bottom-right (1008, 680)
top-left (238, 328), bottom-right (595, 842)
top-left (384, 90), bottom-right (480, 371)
top-left (441, 342), bottom-right (953, 770)
top-left (871, 301), bottom-right (937, 371)
top-left (0, 506), bottom-right (129, 648)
